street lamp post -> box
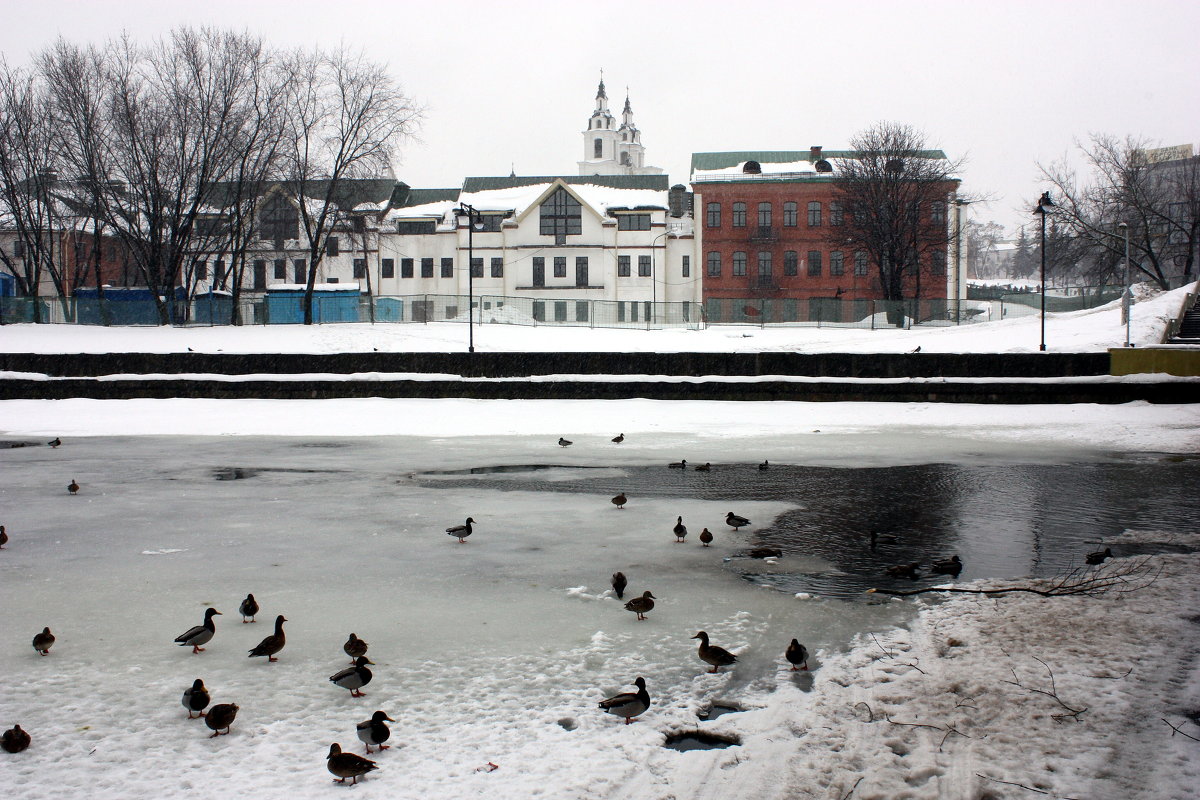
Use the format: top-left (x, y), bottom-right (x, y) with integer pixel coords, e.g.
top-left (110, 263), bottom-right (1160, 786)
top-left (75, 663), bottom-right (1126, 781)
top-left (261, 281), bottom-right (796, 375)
top-left (952, 197), bottom-right (972, 324)
top-left (649, 230), bottom-right (674, 327)
top-left (1119, 221), bottom-right (1131, 347)
top-left (453, 203), bottom-right (483, 353)
top-left (1033, 191), bottom-right (1054, 352)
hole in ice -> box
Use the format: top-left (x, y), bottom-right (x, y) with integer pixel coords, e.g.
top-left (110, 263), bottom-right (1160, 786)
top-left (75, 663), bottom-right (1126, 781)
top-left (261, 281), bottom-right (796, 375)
top-left (295, 442), bottom-right (350, 448)
top-left (557, 717), bottom-right (578, 731)
top-left (419, 464), bottom-right (615, 477)
top-left (663, 731), bottom-right (740, 751)
top-left (1183, 709), bottom-right (1200, 724)
top-left (213, 467), bottom-right (259, 480)
top-left (3, 441), bottom-right (41, 448)
top-left (697, 703), bottom-right (741, 721)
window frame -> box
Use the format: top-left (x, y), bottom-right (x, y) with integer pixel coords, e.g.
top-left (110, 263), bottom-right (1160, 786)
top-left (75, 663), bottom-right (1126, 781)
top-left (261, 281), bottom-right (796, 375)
top-left (732, 202), bottom-right (747, 228)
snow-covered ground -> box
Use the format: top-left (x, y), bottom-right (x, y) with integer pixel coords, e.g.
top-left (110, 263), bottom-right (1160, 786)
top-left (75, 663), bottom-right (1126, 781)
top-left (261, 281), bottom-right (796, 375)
top-left (1, 281), bottom-right (1194, 355)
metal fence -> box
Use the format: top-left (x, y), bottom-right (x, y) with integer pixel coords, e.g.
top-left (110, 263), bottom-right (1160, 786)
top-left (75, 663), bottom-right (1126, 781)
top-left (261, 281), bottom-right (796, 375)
top-left (996, 285), bottom-right (1124, 319)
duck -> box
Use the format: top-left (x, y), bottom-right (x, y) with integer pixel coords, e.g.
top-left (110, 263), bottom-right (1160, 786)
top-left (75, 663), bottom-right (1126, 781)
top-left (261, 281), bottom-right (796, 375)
top-left (692, 631), bottom-right (738, 673)
top-left (759, 460), bottom-right (769, 470)
top-left (611, 571), bottom-right (627, 600)
top-left (1085, 547), bottom-right (1113, 565)
top-left (611, 433), bottom-right (624, 444)
top-left (885, 562), bottom-right (922, 579)
top-left (247, 615), bottom-right (287, 662)
top-left (725, 512), bottom-right (751, 531)
top-left (343, 633), bottom-right (369, 663)
top-left (67, 479), bottom-right (79, 495)
top-left (238, 593), bottom-right (259, 623)
top-left (331, 656), bottom-right (374, 697)
top-left (558, 437), bottom-right (573, 447)
top-left (48, 437), bottom-right (61, 448)
top-left (2, 725), bottom-right (30, 753)
top-left (0, 525), bottom-right (8, 548)
top-left (694, 463), bottom-right (711, 472)
top-left (204, 703), bottom-right (238, 738)
top-left (446, 517), bottom-right (475, 543)
top-left (611, 493), bottom-right (627, 509)
top-left (32, 627), bottom-right (54, 656)
top-left (175, 608), bottom-right (221, 654)
top-left (668, 460), bottom-right (687, 469)
top-left (182, 678), bottom-right (210, 719)
top-left (786, 639), bottom-right (809, 671)
top-left (598, 677), bottom-right (650, 725)
top-left (624, 590), bottom-right (656, 621)
top-left (327, 742), bottom-right (378, 784)
top-left (747, 547), bottom-right (782, 559)
top-left (673, 516), bottom-right (688, 543)
top-left (930, 555), bottom-right (963, 576)
top-left (356, 710), bottom-right (394, 754)
top-left (699, 528), bottom-right (714, 547)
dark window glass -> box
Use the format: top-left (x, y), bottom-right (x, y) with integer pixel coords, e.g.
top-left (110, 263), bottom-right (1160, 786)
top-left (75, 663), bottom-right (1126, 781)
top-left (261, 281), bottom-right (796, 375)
top-left (469, 258), bottom-right (483, 278)
top-left (830, 251), bottom-right (845, 276)
top-left (594, 138), bottom-right (603, 158)
top-left (682, 255), bottom-right (690, 278)
top-left (707, 251), bottom-right (721, 277)
top-left (757, 202), bottom-right (772, 228)
top-left (445, 258), bottom-right (457, 279)
top-left (195, 261), bottom-right (208, 281)
top-left (326, 237), bottom-right (339, 256)
top-left (353, 259), bottom-right (366, 279)
top-left (808, 202), bottom-right (822, 226)
top-left (784, 251), bottom-right (798, 276)
top-left (293, 259), bottom-right (307, 284)
top-left (706, 202), bottom-right (721, 228)
top-left (638, 255), bottom-right (651, 277)
top-left (732, 202), bottom-right (747, 227)
top-left (554, 300), bottom-right (568, 321)
top-left (732, 251), bottom-right (747, 276)
top-left (830, 202), bottom-right (844, 226)
top-left (576, 300), bottom-right (589, 322)
top-left (259, 195), bottom-right (298, 241)
top-left (931, 202), bottom-right (946, 225)
top-left (783, 202), bottom-right (798, 227)
top-left (617, 214), bottom-right (651, 231)
top-left (253, 260), bottom-right (266, 289)
top-left (214, 260), bottom-right (226, 286)
top-left (854, 251), bottom-right (869, 276)
top-left (396, 220), bottom-right (436, 234)
top-left (618, 255), bottom-right (631, 277)
top-left (807, 251), bottom-right (822, 276)
top-left (931, 250), bottom-right (947, 275)
top-left (540, 188), bottom-right (582, 242)
top-left (381, 258), bottom-right (395, 279)
top-left (553, 256), bottom-right (566, 278)
top-left (490, 257), bottom-right (503, 278)
top-left (478, 214), bottom-right (506, 232)
top-left (421, 258), bottom-right (434, 278)
top-left (757, 251), bottom-right (772, 276)
top-left (401, 258), bottom-right (414, 278)
top-left (274, 259), bottom-right (286, 279)
top-left (532, 257), bottom-right (545, 286)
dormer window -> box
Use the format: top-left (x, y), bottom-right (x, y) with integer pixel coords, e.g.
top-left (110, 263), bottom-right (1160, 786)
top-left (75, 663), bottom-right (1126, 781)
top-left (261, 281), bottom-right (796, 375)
top-left (743, 161), bottom-right (761, 174)
top-left (539, 187), bottom-right (582, 244)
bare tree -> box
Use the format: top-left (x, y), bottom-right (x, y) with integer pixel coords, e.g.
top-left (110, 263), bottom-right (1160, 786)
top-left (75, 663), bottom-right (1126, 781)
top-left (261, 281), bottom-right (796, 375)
top-left (279, 45), bottom-right (420, 324)
top-left (1039, 134), bottom-right (1200, 290)
top-left (833, 122), bottom-right (963, 325)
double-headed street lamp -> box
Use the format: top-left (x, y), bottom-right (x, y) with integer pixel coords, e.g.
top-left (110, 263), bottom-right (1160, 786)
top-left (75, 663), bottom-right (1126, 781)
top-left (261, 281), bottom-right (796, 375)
top-left (452, 202), bottom-right (484, 353)
top-left (1118, 221), bottom-right (1131, 347)
top-left (1033, 191), bottom-right (1054, 352)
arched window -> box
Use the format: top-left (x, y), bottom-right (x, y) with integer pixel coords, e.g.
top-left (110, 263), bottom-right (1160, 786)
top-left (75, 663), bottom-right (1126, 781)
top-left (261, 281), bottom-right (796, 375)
top-left (742, 161), bottom-right (761, 174)
top-left (594, 138), bottom-right (603, 159)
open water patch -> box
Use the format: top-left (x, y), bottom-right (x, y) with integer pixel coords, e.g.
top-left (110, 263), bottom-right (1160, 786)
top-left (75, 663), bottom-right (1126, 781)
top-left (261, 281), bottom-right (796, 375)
top-left (212, 467), bottom-right (341, 481)
top-left (663, 730), bottom-right (741, 751)
top-left (697, 703), bottom-right (741, 721)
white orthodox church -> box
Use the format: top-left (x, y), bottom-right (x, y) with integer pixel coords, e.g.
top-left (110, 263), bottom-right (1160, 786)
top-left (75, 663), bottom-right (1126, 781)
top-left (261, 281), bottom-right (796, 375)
top-left (577, 78), bottom-right (663, 177)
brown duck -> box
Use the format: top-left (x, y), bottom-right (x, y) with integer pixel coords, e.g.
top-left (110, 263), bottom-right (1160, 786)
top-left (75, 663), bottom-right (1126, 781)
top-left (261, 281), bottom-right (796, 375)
top-left (327, 742), bottom-right (378, 784)
top-left (611, 492), bottom-right (627, 509)
top-left (2, 725), bottom-right (31, 753)
top-left (692, 631), bottom-right (738, 673)
top-left (32, 627), bottom-right (54, 656)
top-left (624, 590), bottom-right (656, 621)
top-left (343, 633), bottom-right (369, 663)
top-left (205, 703), bottom-right (238, 737)
top-left (247, 615), bottom-right (287, 662)
top-left (182, 678), bottom-right (211, 718)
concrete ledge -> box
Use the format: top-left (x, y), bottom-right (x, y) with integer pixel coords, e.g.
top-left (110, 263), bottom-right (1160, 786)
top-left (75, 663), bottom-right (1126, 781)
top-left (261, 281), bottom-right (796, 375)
top-left (1110, 347), bottom-right (1200, 377)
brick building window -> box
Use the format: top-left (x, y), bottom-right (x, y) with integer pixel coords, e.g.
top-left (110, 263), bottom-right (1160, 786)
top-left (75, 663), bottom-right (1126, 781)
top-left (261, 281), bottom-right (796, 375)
top-left (854, 251), bottom-right (869, 276)
top-left (401, 258), bottom-right (414, 278)
top-left (442, 258), bottom-right (455, 278)
top-left (757, 251), bottom-right (773, 280)
top-left (757, 202), bottom-right (772, 228)
top-left (931, 201), bottom-right (946, 225)
top-left (732, 202), bottom-right (746, 227)
top-left (830, 251), bottom-right (845, 276)
top-left (732, 251), bottom-right (747, 276)
top-left (638, 255), bottom-right (651, 277)
top-left (707, 251), bottom-right (721, 277)
top-left (784, 250), bottom-right (798, 276)
top-left (381, 258), bottom-right (395, 279)
top-left (490, 257), bottom-right (503, 278)
top-left (783, 202), bottom-right (798, 227)
top-left (807, 251), bottom-right (822, 276)
top-left (706, 202), bottom-right (721, 228)
top-left (618, 255), bottom-right (631, 277)
top-left (830, 202), bottom-right (843, 226)
top-left (807, 202), bottom-right (822, 226)
top-left (931, 250), bottom-right (947, 275)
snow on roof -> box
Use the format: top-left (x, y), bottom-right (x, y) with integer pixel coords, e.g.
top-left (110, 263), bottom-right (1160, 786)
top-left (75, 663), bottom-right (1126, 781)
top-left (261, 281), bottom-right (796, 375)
top-left (693, 159), bottom-right (819, 179)
top-left (456, 181), bottom-right (668, 217)
top-left (383, 199), bottom-right (459, 221)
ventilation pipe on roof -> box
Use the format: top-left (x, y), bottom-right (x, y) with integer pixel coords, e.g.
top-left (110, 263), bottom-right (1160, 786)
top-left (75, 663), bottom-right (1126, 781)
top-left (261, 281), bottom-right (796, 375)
top-left (810, 146), bottom-right (823, 161)
top-left (669, 184), bottom-right (687, 218)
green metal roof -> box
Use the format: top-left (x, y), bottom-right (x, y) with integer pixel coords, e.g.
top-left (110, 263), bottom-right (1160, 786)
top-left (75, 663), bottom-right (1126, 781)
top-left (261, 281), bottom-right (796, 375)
top-left (462, 174), bottom-right (670, 192)
top-left (690, 150), bottom-right (948, 172)
top-left (391, 186), bottom-right (459, 209)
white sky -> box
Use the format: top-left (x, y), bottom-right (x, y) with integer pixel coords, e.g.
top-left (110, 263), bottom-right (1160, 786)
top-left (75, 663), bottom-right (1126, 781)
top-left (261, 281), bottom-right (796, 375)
top-left (1, 0), bottom-right (1197, 234)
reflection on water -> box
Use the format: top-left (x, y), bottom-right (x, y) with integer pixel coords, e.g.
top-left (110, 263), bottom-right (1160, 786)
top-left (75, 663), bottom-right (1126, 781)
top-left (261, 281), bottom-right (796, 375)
top-left (415, 457), bottom-right (1200, 599)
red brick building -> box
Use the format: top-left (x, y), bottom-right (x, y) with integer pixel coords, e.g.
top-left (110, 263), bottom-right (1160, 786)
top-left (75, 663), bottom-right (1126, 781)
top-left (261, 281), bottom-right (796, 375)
top-left (691, 147), bottom-right (958, 324)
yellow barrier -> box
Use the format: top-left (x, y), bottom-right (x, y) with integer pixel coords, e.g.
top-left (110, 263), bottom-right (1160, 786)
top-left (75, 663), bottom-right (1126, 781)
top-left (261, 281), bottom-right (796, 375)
top-left (1110, 347), bottom-right (1200, 376)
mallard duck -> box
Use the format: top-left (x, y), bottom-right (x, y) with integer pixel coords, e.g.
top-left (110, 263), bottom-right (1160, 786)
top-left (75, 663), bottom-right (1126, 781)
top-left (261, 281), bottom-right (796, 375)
top-left (692, 631), bottom-right (738, 673)
top-left (356, 710), bottom-right (394, 754)
top-left (2, 725), bottom-right (31, 753)
top-left (175, 608), bottom-right (221, 654)
top-left (238, 593), bottom-right (259, 623)
top-left (612, 433), bottom-right (624, 444)
top-left (204, 703), bottom-right (238, 737)
top-left (668, 460), bottom-right (687, 469)
top-left (182, 678), bottom-right (210, 719)
top-left (611, 493), bottom-right (627, 509)
top-left (558, 437), bottom-right (573, 447)
top-left (446, 517), bottom-right (475, 543)
top-left (624, 590), bottom-right (656, 621)
top-left (0, 525), bottom-right (8, 548)
top-left (247, 615), bottom-right (287, 662)
top-left (930, 555), bottom-right (962, 575)
top-left (598, 677), bottom-right (650, 724)
top-left (758, 460), bottom-right (769, 470)
top-left (48, 437), bottom-right (61, 448)
top-left (344, 633), bottom-right (369, 662)
top-left (786, 639), bottom-right (809, 671)
top-left (694, 463), bottom-right (711, 472)
top-left (327, 743), bottom-right (378, 784)
top-left (673, 516), bottom-right (688, 543)
top-left (1085, 547), bottom-right (1113, 565)
top-left (32, 627), bottom-right (54, 656)
top-left (699, 528), bottom-right (713, 547)
top-left (611, 571), bottom-right (627, 599)
top-left (726, 512), bottom-right (750, 531)
top-left (67, 479), bottom-right (79, 495)
top-left (331, 656), bottom-right (374, 697)
top-left (885, 563), bottom-right (921, 579)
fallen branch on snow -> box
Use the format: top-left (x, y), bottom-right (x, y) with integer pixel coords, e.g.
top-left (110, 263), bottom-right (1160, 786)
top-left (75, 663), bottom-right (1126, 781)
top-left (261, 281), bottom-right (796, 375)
top-left (868, 557), bottom-right (1160, 599)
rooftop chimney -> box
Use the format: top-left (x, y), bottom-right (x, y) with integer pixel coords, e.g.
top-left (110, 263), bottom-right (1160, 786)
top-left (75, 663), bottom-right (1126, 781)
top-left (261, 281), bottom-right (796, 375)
top-left (810, 146), bottom-right (823, 161)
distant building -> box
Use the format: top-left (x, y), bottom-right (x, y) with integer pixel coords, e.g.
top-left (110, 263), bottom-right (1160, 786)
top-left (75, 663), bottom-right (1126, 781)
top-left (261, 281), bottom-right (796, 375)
top-left (691, 148), bottom-right (958, 323)
top-left (577, 78), bottom-right (663, 177)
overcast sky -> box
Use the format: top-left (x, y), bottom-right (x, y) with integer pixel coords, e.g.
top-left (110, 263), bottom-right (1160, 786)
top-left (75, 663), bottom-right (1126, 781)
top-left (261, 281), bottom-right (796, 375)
top-left (1, 0), bottom-right (1196, 233)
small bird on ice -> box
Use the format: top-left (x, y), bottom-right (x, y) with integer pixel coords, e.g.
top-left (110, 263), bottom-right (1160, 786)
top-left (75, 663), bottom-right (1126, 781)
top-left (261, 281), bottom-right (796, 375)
top-left (558, 437), bottom-right (573, 447)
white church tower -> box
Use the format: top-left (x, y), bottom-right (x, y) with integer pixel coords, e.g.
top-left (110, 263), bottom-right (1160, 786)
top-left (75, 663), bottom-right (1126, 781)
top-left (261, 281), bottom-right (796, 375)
top-left (577, 77), bottom-right (663, 176)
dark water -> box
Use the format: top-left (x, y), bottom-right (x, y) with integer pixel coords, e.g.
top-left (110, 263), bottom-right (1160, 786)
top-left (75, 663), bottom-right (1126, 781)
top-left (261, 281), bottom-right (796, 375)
top-left (416, 456), bottom-right (1200, 598)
